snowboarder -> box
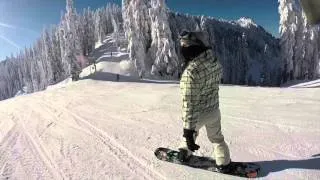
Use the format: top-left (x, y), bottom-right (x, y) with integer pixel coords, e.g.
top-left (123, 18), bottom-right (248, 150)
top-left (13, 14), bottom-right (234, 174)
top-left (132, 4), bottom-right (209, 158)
top-left (178, 30), bottom-right (231, 173)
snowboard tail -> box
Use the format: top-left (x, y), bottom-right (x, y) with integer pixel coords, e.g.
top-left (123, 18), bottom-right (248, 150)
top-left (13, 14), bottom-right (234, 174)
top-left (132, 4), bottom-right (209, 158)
top-left (154, 147), bottom-right (260, 178)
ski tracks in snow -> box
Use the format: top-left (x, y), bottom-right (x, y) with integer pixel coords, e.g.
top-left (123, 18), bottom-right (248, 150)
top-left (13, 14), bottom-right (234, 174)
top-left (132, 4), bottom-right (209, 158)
top-left (19, 114), bottom-right (68, 180)
top-left (225, 114), bottom-right (320, 133)
top-left (38, 99), bottom-right (166, 180)
top-left (0, 125), bottom-right (20, 179)
top-left (0, 116), bottom-right (65, 179)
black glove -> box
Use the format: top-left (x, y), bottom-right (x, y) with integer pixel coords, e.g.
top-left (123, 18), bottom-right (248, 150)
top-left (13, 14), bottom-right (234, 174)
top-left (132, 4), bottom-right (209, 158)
top-left (183, 129), bottom-right (200, 152)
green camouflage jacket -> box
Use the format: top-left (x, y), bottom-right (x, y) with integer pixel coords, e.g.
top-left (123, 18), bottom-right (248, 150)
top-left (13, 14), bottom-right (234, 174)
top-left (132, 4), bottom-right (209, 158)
top-left (180, 49), bottom-right (222, 130)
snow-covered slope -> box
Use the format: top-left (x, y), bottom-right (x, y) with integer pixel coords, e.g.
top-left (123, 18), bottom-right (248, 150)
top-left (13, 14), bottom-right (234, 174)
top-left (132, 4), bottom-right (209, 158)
top-left (0, 35), bottom-right (319, 179)
top-left (1, 75), bottom-right (319, 179)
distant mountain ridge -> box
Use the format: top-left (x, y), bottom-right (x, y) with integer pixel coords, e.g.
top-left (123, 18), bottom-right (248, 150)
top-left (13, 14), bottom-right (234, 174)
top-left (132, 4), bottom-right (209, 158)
top-left (123, 0), bottom-right (281, 86)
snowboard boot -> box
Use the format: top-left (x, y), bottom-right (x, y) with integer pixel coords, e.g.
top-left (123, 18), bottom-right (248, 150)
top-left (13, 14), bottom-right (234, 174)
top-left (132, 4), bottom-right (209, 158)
top-left (216, 162), bottom-right (234, 173)
top-left (177, 148), bottom-right (192, 162)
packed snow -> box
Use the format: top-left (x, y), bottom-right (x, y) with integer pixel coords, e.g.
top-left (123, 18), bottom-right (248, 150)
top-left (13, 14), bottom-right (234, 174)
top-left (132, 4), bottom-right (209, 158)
top-left (0, 35), bottom-right (319, 180)
top-left (46, 78), bottom-right (73, 91)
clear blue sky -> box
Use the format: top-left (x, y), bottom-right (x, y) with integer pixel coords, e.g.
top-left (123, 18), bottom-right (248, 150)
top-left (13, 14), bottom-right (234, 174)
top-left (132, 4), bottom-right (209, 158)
top-left (0, 0), bottom-right (280, 61)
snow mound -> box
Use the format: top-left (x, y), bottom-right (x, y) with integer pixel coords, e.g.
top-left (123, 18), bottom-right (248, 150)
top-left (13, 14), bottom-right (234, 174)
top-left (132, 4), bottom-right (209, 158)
top-left (120, 60), bottom-right (134, 75)
top-left (290, 79), bottom-right (320, 88)
top-left (95, 41), bottom-right (104, 49)
top-left (46, 78), bottom-right (73, 90)
top-left (15, 86), bottom-right (28, 97)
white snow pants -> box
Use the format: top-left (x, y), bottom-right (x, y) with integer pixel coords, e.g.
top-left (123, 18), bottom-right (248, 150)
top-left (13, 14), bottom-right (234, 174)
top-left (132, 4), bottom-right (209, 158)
top-left (179, 108), bottom-right (231, 166)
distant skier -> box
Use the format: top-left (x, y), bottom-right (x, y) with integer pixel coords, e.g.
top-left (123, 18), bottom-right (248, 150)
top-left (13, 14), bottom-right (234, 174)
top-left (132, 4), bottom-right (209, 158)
top-left (260, 74), bottom-right (265, 86)
top-left (92, 62), bottom-right (96, 73)
top-left (178, 30), bottom-right (231, 173)
top-left (116, 74), bottom-right (120, 81)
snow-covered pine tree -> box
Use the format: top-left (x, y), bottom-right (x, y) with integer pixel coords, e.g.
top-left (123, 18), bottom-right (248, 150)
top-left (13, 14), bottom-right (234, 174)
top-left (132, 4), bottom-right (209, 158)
top-left (42, 28), bottom-right (55, 84)
top-left (240, 32), bottom-right (249, 85)
top-left (123, 0), bottom-right (281, 84)
top-left (279, 0), bottom-right (296, 82)
top-left (64, 0), bottom-right (81, 80)
top-left (94, 8), bottom-right (104, 43)
top-left (51, 26), bottom-right (65, 82)
top-left (279, 0), bottom-right (320, 81)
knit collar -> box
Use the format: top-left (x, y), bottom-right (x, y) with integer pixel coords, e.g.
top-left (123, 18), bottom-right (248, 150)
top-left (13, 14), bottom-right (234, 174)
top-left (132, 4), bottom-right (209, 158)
top-left (192, 49), bottom-right (213, 62)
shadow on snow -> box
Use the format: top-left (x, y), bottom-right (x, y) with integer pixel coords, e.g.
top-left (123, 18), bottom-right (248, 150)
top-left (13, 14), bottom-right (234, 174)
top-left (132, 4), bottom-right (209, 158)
top-left (81, 71), bottom-right (179, 85)
top-left (257, 157), bottom-right (320, 177)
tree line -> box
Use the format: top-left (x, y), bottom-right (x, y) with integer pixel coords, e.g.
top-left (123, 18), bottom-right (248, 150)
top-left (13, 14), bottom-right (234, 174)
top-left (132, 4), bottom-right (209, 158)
top-left (0, 0), bottom-right (122, 101)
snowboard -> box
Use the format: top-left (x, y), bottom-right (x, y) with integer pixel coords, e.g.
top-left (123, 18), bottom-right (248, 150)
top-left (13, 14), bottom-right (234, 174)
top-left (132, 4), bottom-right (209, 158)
top-left (154, 147), bottom-right (261, 178)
